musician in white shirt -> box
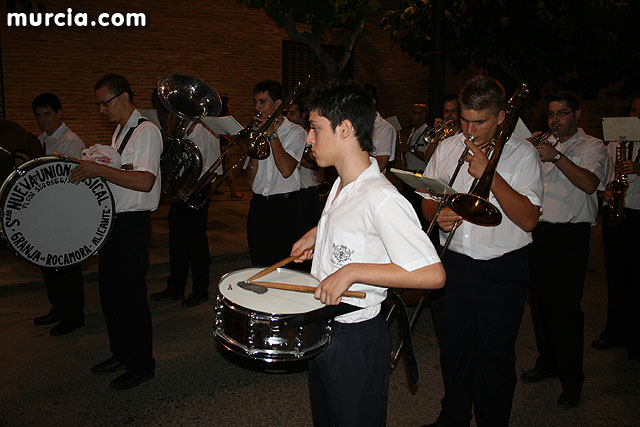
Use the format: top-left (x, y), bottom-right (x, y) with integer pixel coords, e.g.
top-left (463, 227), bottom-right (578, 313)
top-left (421, 76), bottom-right (543, 426)
top-left (521, 91), bottom-right (608, 407)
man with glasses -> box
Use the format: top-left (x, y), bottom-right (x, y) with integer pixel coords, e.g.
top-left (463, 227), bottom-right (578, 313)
top-left (70, 74), bottom-right (162, 390)
top-left (521, 92), bottom-right (608, 407)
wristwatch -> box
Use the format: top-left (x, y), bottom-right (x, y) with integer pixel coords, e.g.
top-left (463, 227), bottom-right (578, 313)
top-left (267, 132), bottom-right (278, 141)
top-left (551, 152), bottom-right (563, 163)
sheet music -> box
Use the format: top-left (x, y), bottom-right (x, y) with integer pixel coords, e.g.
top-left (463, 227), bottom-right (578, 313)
top-left (201, 116), bottom-right (244, 136)
top-left (390, 168), bottom-right (456, 196)
top-left (602, 117), bottom-right (640, 141)
top-left (386, 115), bottom-right (402, 132)
top-left (512, 117), bottom-right (532, 141)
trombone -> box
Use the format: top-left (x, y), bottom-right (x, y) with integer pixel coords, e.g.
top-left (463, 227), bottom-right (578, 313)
top-left (430, 83), bottom-right (529, 257)
top-left (389, 83), bottom-right (529, 368)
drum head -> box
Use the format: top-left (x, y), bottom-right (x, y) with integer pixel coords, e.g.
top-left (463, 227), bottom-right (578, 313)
top-left (218, 267), bottom-right (325, 314)
top-left (0, 157), bottom-right (115, 268)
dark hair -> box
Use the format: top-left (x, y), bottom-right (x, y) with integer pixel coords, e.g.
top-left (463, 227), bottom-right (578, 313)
top-left (32, 93), bottom-right (62, 113)
top-left (290, 98), bottom-right (306, 114)
top-left (94, 73), bottom-right (134, 101)
top-left (547, 91), bottom-right (580, 111)
top-left (625, 93), bottom-right (640, 116)
top-left (459, 76), bottom-right (505, 115)
top-left (305, 80), bottom-right (375, 153)
top-left (363, 84), bottom-right (378, 104)
top-left (253, 80), bottom-right (282, 102)
top-left (443, 93), bottom-right (459, 105)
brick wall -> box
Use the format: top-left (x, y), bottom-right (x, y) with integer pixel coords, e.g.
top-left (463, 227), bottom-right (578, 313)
top-left (1, 1), bottom-right (465, 146)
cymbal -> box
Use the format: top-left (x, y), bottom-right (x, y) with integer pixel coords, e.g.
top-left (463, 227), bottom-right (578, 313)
top-left (0, 119), bottom-right (43, 183)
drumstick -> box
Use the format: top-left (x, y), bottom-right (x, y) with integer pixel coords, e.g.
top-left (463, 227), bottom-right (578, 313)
top-left (250, 281), bottom-right (366, 299)
top-left (247, 255), bottom-right (302, 282)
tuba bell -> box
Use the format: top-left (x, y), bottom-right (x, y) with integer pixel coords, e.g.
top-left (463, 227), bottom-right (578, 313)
top-left (156, 73), bottom-right (222, 198)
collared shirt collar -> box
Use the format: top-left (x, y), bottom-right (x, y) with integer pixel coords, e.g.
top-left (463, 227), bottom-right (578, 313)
top-left (44, 122), bottom-right (68, 140)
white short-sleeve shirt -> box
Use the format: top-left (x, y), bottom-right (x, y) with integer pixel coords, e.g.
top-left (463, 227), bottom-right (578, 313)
top-left (186, 123), bottom-right (222, 178)
top-left (110, 109), bottom-right (162, 213)
top-left (312, 159), bottom-right (441, 323)
top-left (372, 112), bottom-right (397, 161)
top-left (38, 122), bottom-right (84, 158)
top-left (539, 128), bottom-right (608, 224)
top-left (249, 117), bottom-right (306, 196)
top-left (423, 132), bottom-right (544, 260)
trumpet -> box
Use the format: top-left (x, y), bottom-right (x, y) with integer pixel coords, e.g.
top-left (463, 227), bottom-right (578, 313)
top-left (189, 76), bottom-right (310, 209)
top-left (528, 123), bottom-right (558, 146)
top-left (423, 119), bottom-right (456, 145)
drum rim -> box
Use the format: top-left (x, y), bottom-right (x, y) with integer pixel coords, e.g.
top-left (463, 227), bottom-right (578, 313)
top-left (0, 156), bottom-right (116, 267)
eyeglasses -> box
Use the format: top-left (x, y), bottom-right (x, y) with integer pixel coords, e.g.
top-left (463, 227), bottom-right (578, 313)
top-left (409, 110), bottom-right (427, 115)
top-left (96, 91), bottom-right (124, 108)
top-left (547, 110), bottom-right (575, 119)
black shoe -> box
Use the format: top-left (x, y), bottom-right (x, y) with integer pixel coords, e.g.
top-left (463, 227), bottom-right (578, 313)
top-left (558, 388), bottom-right (580, 407)
top-left (34, 312), bottom-right (59, 326)
top-left (591, 337), bottom-right (624, 350)
top-left (150, 288), bottom-right (184, 301)
top-left (628, 349), bottom-right (640, 361)
top-left (49, 322), bottom-right (84, 336)
top-left (181, 293), bottom-right (209, 307)
top-left (520, 367), bottom-right (558, 383)
top-left (110, 371), bottom-right (154, 390)
top-left (91, 357), bottom-right (127, 375)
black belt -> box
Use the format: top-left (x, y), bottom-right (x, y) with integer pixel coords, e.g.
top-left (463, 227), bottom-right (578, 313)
top-left (252, 190), bottom-right (300, 201)
top-left (300, 186), bottom-right (318, 194)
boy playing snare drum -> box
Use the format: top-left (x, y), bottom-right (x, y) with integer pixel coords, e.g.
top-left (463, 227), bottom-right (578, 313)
top-left (291, 80), bottom-right (445, 426)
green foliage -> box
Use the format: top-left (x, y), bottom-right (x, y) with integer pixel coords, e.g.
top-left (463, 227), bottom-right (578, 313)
top-left (382, 0), bottom-right (640, 96)
top-left (239, 0), bottom-right (380, 40)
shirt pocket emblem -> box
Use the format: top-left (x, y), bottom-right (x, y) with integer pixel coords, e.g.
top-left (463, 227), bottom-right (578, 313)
top-left (331, 243), bottom-right (355, 267)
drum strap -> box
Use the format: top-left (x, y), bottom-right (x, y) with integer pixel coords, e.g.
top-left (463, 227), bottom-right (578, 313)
top-left (117, 118), bottom-right (149, 155)
top-left (276, 303), bottom-right (360, 331)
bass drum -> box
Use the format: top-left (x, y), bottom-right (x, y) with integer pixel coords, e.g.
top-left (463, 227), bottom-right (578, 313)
top-left (215, 267), bottom-right (331, 363)
top-left (0, 156), bottom-right (115, 268)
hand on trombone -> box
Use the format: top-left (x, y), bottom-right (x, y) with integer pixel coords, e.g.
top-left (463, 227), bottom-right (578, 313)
top-left (434, 206), bottom-right (463, 232)
top-left (462, 136), bottom-right (490, 179)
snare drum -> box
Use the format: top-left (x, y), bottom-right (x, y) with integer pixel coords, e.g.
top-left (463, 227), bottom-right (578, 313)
top-left (0, 156), bottom-right (115, 268)
top-left (214, 267), bottom-right (331, 362)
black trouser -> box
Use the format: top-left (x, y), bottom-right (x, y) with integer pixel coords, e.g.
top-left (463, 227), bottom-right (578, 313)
top-left (247, 192), bottom-right (304, 267)
top-left (528, 222), bottom-right (590, 392)
top-left (308, 313), bottom-right (390, 427)
top-left (98, 211), bottom-right (154, 374)
top-left (601, 208), bottom-right (640, 353)
top-left (299, 186), bottom-right (322, 232)
top-left (40, 264), bottom-right (84, 325)
top-left (433, 247), bottom-right (528, 427)
top-left (296, 186), bottom-right (322, 272)
top-left (167, 199), bottom-right (210, 297)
